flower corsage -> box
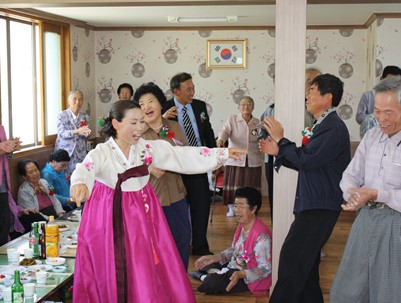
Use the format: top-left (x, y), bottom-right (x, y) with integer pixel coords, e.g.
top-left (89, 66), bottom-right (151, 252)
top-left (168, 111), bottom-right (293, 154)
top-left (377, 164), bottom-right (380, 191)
top-left (141, 144), bottom-right (153, 165)
top-left (48, 185), bottom-right (55, 196)
top-left (159, 125), bottom-right (175, 139)
top-left (235, 250), bottom-right (254, 270)
top-left (200, 112), bottom-right (207, 123)
top-left (301, 124), bottom-right (316, 146)
top-left (80, 118), bottom-right (88, 127)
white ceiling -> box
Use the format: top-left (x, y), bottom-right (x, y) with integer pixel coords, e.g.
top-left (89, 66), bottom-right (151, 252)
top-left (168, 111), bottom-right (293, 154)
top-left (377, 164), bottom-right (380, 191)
top-left (3, 2), bottom-right (401, 28)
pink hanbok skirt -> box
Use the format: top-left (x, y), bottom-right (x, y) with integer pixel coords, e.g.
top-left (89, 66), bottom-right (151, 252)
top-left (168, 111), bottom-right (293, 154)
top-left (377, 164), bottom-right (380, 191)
top-left (72, 181), bottom-right (196, 303)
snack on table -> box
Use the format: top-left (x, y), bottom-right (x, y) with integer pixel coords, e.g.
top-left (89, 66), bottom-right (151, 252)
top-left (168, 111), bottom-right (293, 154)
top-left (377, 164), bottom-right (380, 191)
top-left (19, 258), bottom-right (37, 266)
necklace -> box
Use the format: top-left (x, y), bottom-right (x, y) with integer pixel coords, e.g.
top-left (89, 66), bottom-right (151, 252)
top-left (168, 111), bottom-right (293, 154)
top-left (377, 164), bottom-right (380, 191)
top-left (151, 124), bottom-right (163, 131)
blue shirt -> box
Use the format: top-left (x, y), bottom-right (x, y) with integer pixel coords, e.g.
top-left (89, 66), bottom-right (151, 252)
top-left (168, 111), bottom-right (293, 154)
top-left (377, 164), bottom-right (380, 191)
top-left (41, 162), bottom-right (73, 211)
top-left (173, 98), bottom-right (201, 146)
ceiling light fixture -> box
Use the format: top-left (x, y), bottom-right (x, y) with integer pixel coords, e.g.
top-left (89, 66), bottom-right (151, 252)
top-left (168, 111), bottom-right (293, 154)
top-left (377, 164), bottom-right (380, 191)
top-left (167, 16), bottom-right (238, 23)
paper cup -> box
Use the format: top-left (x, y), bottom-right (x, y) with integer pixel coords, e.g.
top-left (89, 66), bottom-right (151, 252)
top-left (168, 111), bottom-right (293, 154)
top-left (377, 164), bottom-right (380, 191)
top-left (23, 283), bottom-right (35, 297)
top-left (3, 286), bottom-right (12, 303)
top-left (35, 271), bottom-right (47, 285)
top-left (24, 248), bottom-right (34, 259)
top-left (7, 248), bottom-right (19, 265)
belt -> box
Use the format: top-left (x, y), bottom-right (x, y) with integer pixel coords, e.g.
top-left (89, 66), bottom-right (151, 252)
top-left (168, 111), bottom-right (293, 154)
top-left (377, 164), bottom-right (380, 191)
top-left (367, 201), bottom-right (388, 209)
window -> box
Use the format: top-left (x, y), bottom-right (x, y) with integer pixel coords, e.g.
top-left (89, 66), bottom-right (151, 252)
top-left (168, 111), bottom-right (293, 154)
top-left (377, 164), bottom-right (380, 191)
top-left (0, 13), bottom-right (69, 149)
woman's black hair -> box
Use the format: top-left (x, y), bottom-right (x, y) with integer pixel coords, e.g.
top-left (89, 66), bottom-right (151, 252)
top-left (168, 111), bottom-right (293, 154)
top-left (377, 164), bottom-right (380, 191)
top-left (101, 100), bottom-right (141, 138)
top-left (117, 83), bottom-right (134, 96)
top-left (234, 187), bottom-right (262, 215)
top-left (133, 82), bottom-right (167, 108)
top-left (18, 159), bottom-right (40, 177)
top-left (49, 149), bottom-right (70, 162)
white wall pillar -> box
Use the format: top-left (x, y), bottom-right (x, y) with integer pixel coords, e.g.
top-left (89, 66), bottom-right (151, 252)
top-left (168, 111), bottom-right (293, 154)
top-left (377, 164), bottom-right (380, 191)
top-left (272, 0), bottom-right (306, 288)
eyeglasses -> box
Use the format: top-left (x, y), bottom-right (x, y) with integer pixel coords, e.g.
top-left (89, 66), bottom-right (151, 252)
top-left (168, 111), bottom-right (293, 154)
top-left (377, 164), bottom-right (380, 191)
top-left (239, 103), bottom-right (253, 107)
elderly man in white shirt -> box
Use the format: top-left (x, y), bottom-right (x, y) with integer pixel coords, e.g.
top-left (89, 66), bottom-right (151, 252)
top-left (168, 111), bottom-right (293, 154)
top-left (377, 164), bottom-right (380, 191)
top-left (330, 76), bottom-right (401, 303)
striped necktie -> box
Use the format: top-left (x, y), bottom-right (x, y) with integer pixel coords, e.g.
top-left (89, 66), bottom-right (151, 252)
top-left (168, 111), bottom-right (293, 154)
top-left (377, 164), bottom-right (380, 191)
top-left (182, 107), bottom-right (198, 146)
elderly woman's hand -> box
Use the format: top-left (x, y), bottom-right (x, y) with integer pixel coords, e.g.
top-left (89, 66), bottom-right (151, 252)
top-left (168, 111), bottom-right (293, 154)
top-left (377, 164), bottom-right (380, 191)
top-left (74, 126), bottom-right (91, 137)
top-left (228, 148), bottom-right (247, 160)
top-left (70, 184), bottom-right (89, 207)
top-left (149, 165), bottom-right (165, 179)
top-left (0, 137), bottom-right (22, 154)
top-left (226, 270), bottom-right (246, 292)
top-left (20, 208), bottom-right (38, 216)
top-left (194, 254), bottom-right (221, 271)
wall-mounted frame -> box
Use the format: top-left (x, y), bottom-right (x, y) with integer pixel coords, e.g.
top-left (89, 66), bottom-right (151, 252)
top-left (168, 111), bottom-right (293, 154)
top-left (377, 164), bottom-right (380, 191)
top-left (206, 39), bottom-right (247, 69)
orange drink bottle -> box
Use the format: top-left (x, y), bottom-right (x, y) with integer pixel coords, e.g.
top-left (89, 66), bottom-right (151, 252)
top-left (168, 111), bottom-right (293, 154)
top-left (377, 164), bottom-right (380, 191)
top-left (45, 216), bottom-right (59, 258)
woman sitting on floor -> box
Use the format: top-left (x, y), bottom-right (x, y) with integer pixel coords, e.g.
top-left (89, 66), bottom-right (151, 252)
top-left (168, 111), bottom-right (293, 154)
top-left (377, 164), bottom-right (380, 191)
top-left (190, 186), bottom-right (272, 295)
top-left (17, 160), bottom-right (65, 230)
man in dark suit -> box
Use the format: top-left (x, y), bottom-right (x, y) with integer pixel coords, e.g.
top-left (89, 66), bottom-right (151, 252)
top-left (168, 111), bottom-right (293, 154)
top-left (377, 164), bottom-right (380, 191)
top-left (163, 72), bottom-right (216, 256)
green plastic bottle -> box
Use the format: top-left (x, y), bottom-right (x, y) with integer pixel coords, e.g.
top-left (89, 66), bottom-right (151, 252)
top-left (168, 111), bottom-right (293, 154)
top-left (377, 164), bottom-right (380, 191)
top-left (11, 270), bottom-right (24, 303)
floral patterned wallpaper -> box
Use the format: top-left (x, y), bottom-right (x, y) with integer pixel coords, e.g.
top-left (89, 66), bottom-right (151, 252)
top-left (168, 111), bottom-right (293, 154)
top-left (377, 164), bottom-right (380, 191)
top-left (70, 18), bottom-right (401, 141)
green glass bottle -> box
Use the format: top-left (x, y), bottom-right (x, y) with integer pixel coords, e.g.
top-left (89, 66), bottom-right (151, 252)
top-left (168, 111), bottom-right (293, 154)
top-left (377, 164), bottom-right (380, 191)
top-left (11, 270), bottom-right (24, 303)
top-left (28, 222), bottom-right (39, 258)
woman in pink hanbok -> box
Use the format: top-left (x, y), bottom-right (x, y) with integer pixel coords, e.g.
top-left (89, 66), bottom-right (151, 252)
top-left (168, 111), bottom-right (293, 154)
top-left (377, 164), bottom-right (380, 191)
top-left (70, 100), bottom-right (246, 303)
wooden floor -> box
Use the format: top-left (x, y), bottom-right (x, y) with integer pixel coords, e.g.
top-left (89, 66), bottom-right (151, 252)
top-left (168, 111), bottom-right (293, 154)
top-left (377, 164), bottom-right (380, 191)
top-left (188, 197), bottom-right (356, 303)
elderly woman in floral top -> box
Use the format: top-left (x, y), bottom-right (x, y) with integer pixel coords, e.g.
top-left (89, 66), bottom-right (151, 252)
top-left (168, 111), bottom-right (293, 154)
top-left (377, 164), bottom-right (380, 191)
top-left (54, 90), bottom-right (91, 177)
top-left (190, 187), bottom-right (272, 295)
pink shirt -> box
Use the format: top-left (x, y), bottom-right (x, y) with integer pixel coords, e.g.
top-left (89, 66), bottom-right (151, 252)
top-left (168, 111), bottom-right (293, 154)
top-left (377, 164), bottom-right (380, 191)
top-left (37, 191), bottom-right (54, 211)
top-left (218, 114), bottom-right (263, 167)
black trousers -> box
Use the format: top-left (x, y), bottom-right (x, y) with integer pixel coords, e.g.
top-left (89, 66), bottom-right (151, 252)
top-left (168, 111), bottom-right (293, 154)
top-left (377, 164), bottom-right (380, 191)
top-left (182, 173), bottom-right (211, 255)
top-left (269, 209), bottom-right (340, 303)
top-left (265, 156), bottom-right (274, 222)
top-left (0, 192), bottom-right (11, 245)
top-left (198, 268), bottom-right (249, 295)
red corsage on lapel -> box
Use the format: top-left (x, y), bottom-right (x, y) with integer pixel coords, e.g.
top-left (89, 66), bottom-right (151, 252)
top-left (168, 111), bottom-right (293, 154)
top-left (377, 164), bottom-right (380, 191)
top-left (301, 124), bottom-right (316, 146)
top-left (159, 125), bottom-right (175, 139)
top-left (80, 117), bottom-right (88, 127)
top-left (48, 185), bottom-right (55, 196)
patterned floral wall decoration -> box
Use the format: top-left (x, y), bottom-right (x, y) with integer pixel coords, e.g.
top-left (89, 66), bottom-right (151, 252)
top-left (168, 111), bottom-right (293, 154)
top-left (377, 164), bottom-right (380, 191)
top-left (231, 77), bottom-right (250, 104)
top-left (72, 33), bottom-right (79, 62)
top-left (261, 51), bottom-right (275, 79)
top-left (70, 27), bottom-right (95, 135)
top-left (339, 29), bottom-right (354, 37)
top-left (97, 77), bottom-right (115, 103)
top-left (162, 37), bottom-right (182, 64)
top-left (305, 35), bottom-right (321, 64)
top-left (127, 50), bottom-right (146, 78)
top-left (377, 18), bottom-right (401, 78)
top-left (162, 78), bottom-right (174, 100)
top-left (197, 90), bottom-right (215, 116)
top-left (375, 45), bottom-right (385, 77)
top-left (194, 53), bottom-right (212, 78)
top-left (84, 51), bottom-right (91, 78)
top-left (334, 48), bottom-right (355, 78)
top-left (131, 30), bottom-right (145, 38)
top-left (337, 91), bottom-right (355, 120)
top-left (97, 37), bottom-right (116, 64)
top-left (198, 30), bottom-right (212, 38)
top-left (69, 20), bottom-right (401, 141)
